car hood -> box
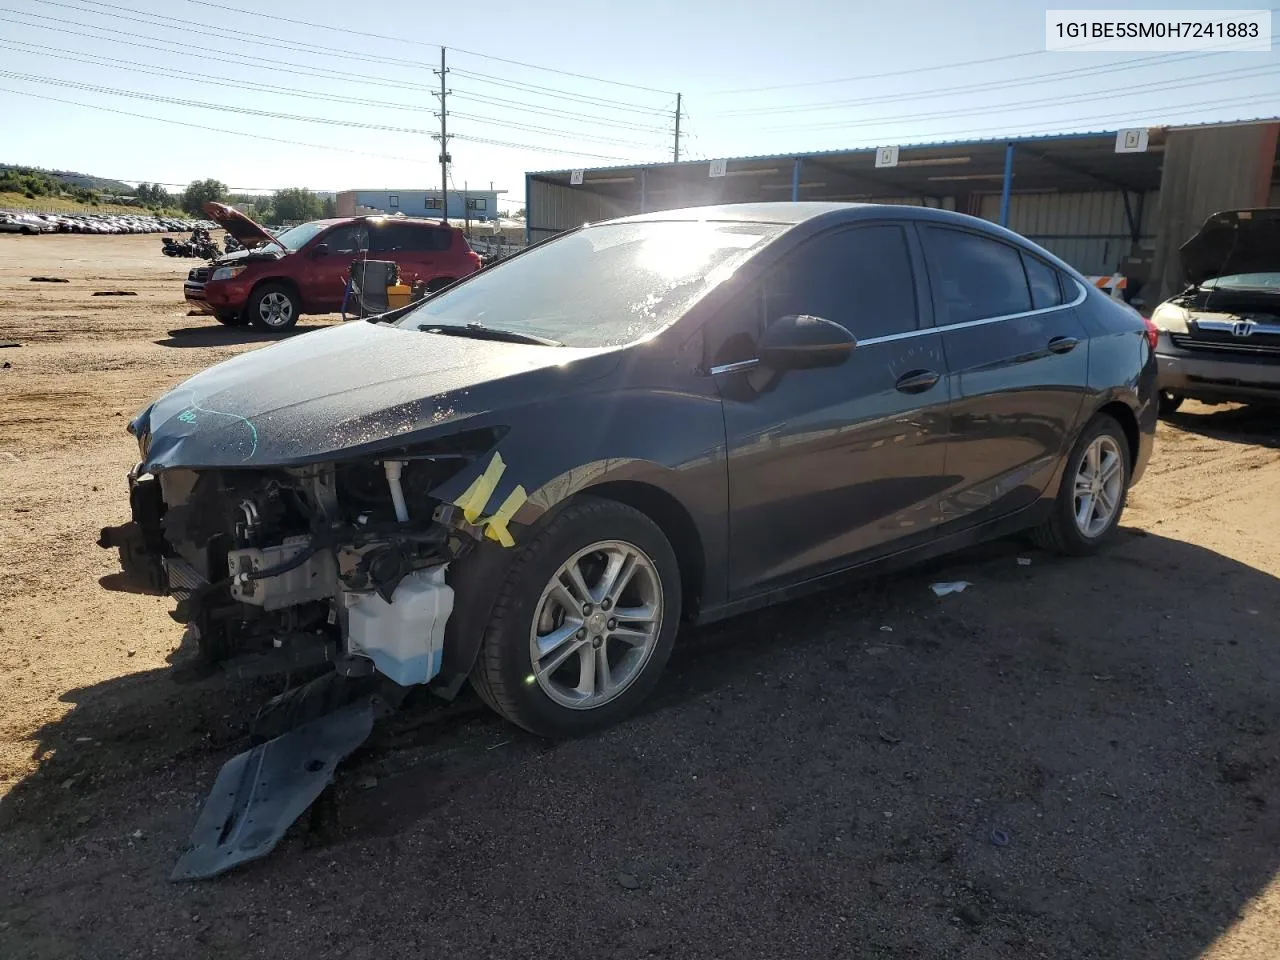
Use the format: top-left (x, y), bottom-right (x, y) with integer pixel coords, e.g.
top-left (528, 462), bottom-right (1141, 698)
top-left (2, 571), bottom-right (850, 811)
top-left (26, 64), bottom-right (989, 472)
top-left (132, 321), bottom-right (620, 471)
top-left (1180, 208), bottom-right (1280, 286)
top-left (202, 200), bottom-right (275, 249)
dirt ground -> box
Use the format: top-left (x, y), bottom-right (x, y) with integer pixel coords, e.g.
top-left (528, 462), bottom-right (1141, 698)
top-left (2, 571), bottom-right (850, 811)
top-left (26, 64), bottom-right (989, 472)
top-left (1, 233), bottom-right (1279, 960)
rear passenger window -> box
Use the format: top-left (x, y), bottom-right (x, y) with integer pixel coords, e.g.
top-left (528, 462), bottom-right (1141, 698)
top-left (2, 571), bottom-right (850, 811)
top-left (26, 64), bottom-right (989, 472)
top-left (921, 227), bottom-right (1032, 324)
top-left (369, 223), bottom-right (453, 253)
top-left (760, 224), bottom-right (919, 341)
top-left (1023, 254), bottom-right (1064, 309)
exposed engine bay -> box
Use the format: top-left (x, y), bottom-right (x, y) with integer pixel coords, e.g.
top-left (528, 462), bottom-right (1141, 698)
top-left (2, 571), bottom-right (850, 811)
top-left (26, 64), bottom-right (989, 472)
top-left (98, 447), bottom-right (509, 881)
top-left (100, 456), bottom-right (487, 685)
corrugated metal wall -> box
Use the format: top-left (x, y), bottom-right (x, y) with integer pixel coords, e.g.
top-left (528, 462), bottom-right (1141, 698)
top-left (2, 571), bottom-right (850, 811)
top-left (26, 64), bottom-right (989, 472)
top-left (528, 179), bottom-right (637, 240)
top-left (1150, 123), bottom-right (1279, 303)
top-left (977, 190), bottom-right (1158, 275)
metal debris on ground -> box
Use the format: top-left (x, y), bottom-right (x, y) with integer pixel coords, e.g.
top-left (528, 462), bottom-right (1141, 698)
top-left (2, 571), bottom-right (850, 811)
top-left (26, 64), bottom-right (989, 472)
top-left (0, 343), bottom-right (20, 349)
top-left (1017, 557), bottom-right (1032, 566)
top-left (91, 291), bottom-right (137, 296)
top-left (930, 581), bottom-right (971, 596)
top-left (990, 827), bottom-right (1011, 846)
top-left (29, 276), bottom-right (69, 283)
top-left (170, 698), bottom-right (376, 882)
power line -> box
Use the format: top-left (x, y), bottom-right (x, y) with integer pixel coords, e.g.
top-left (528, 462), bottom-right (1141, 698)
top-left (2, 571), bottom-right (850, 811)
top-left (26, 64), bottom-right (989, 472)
top-left (1, 69), bottom-right (648, 162)
top-left (25, 0), bottom-right (673, 109)
top-left (0, 34), bottom-right (671, 135)
top-left (159, 0), bottom-right (673, 94)
top-left (0, 85), bottom-right (429, 162)
top-left (710, 42), bottom-right (1271, 118)
top-left (450, 68), bottom-right (675, 116)
top-left (758, 62), bottom-right (1280, 134)
top-left (0, 69), bottom-right (438, 135)
top-left (0, 80), bottom-right (641, 164)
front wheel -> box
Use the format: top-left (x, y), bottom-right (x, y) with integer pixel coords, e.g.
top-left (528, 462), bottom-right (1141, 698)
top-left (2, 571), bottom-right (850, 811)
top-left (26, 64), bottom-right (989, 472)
top-left (469, 497), bottom-right (682, 738)
top-left (1030, 414), bottom-right (1130, 556)
top-left (249, 282), bottom-right (300, 331)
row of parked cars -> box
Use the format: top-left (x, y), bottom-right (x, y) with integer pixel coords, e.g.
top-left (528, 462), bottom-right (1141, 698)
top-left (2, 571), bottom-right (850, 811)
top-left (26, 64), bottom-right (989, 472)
top-left (0, 211), bottom-right (215, 235)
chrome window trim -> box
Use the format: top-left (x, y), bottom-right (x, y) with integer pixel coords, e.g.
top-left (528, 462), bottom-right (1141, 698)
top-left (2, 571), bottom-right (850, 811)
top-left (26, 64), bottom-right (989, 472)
top-left (856, 277), bottom-right (1088, 347)
top-left (707, 276), bottom-right (1087, 373)
top-left (709, 358), bottom-right (761, 375)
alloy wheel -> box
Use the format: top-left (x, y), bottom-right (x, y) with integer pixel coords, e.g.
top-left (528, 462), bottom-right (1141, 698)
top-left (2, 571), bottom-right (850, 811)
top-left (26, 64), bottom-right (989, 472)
top-left (1073, 434), bottom-right (1124, 538)
top-left (258, 291), bottom-right (294, 328)
top-left (528, 540), bottom-right (663, 710)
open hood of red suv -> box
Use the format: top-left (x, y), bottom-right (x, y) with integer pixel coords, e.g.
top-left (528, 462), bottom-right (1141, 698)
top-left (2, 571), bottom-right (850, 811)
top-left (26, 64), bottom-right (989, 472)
top-left (202, 201), bottom-right (276, 249)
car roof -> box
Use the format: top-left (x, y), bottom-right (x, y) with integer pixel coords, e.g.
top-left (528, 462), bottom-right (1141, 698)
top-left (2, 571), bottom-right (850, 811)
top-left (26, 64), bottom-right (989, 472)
top-left (599, 201), bottom-right (1087, 281)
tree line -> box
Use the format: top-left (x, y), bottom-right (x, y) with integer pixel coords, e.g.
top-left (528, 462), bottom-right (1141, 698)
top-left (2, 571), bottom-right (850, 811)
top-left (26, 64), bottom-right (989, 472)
top-left (174, 180), bottom-right (336, 223)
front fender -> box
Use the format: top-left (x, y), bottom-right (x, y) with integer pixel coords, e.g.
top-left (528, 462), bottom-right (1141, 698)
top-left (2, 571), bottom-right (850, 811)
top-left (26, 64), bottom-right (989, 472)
top-left (430, 376), bottom-right (729, 691)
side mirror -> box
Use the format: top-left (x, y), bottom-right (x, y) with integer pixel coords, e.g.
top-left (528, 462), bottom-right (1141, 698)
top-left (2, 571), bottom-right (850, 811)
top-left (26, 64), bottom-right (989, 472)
top-left (310, 242), bottom-right (329, 258)
top-left (758, 314), bottom-right (855, 370)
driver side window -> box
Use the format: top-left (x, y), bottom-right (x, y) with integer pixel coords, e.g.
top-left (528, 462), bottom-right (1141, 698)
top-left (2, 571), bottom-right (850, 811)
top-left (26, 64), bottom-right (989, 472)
top-left (320, 224), bottom-right (367, 255)
top-left (760, 224), bottom-right (919, 341)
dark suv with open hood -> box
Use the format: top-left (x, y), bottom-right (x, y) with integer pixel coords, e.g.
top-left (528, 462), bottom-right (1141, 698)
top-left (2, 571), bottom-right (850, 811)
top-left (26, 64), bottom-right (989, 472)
top-left (1151, 208), bottom-right (1280, 415)
top-left (189, 201), bottom-right (481, 330)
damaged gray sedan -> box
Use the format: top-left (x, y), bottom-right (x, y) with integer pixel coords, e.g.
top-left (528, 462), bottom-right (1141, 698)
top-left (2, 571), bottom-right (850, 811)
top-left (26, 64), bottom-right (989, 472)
top-left (100, 203), bottom-right (1156, 877)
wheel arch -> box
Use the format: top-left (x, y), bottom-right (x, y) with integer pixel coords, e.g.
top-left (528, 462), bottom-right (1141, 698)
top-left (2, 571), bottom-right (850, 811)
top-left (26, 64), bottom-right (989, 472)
top-left (1094, 399), bottom-right (1140, 470)
top-left (580, 480), bottom-right (707, 621)
top-left (248, 275), bottom-right (303, 309)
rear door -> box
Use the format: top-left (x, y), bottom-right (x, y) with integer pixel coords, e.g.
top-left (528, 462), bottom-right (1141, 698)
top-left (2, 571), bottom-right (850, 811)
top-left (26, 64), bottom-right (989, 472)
top-left (918, 225), bottom-right (1089, 531)
top-left (716, 222), bottom-right (952, 598)
top-left (368, 222), bottom-right (453, 286)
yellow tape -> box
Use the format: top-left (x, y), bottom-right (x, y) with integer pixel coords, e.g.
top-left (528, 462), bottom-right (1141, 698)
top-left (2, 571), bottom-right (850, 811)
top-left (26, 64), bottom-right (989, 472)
top-left (483, 484), bottom-right (528, 548)
top-left (453, 452), bottom-right (505, 524)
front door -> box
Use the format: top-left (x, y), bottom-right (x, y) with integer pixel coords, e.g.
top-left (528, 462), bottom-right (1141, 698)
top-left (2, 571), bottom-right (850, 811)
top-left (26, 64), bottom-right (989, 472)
top-left (300, 223), bottom-right (368, 311)
top-left (916, 225), bottom-right (1090, 531)
top-left (713, 223), bottom-right (952, 599)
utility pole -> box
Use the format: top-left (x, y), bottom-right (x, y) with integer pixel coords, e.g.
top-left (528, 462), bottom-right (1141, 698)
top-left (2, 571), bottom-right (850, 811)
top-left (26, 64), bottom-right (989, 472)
top-left (433, 47), bottom-right (450, 224)
top-left (673, 92), bottom-right (682, 162)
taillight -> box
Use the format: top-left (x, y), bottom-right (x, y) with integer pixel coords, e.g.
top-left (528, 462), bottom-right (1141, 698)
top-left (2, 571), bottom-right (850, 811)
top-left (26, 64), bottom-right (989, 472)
top-left (1142, 315), bottom-right (1159, 350)
top-left (468, 251), bottom-right (482, 268)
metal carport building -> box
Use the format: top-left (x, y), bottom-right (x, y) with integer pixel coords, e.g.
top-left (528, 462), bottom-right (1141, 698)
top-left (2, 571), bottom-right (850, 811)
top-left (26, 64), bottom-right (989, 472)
top-left (525, 119), bottom-right (1280, 306)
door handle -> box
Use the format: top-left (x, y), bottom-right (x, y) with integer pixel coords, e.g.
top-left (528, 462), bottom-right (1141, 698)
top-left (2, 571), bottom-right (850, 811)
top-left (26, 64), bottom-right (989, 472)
top-left (1048, 336), bottom-right (1080, 354)
top-left (895, 369), bottom-right (940, 394)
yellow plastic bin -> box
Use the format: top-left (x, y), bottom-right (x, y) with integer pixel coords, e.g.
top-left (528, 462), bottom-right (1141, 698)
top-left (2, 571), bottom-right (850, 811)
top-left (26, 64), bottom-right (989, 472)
top-left (386, 284), bottom-right (413, 309)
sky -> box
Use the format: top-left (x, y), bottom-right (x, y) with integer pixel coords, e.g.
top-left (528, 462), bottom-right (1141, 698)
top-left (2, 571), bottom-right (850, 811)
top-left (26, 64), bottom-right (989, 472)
top-left (2, 0), bottom-right (1278, 213)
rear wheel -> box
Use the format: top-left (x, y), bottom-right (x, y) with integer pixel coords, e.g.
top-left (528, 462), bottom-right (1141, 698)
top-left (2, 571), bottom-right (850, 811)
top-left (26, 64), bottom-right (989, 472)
top-left (1158, 391), bottom-right (1184, 418)
top-left (470, 497), bottom-right (681, 738)
top-left (1031, 414), bottom-right (1130, 556)
top-left (214, 309), bottom-right (247, 327)
top-left (250, 282), bottom-right (300, 331)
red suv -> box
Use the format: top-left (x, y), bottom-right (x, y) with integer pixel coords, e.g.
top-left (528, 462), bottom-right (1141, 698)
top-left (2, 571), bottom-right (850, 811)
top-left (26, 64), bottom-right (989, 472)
top-left (187, 202), bottom-right (481, 330)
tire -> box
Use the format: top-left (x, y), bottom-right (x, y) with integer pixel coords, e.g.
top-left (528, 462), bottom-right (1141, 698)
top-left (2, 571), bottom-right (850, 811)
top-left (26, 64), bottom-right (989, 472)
top-left (1158, 391), bottom-right (1184, 418)
top-left (249, 281), bottom-right (300, 331)
top-left (469, 496), bottom-right (682, 738)
top-left (1030, 413), bottom-right (1130, 556)
top-left (214, 309), bottom-right (247, 327)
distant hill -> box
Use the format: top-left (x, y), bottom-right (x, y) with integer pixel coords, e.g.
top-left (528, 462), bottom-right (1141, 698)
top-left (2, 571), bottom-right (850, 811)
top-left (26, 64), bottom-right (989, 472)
top-left (0, 164), bottom-right (132, 194)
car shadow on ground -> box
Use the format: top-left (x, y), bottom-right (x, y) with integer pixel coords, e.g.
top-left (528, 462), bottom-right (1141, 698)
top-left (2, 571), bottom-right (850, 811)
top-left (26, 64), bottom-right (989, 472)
top-left (3, 529), bottom-right (1279, 958)
top-left (155, 323), bottom-right (335, 348)
top-left (1166, 403), bottom-right (1280, 449)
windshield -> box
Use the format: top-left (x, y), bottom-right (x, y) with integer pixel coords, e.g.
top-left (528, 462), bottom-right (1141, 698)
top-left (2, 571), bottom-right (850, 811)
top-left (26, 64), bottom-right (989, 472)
top-left (1201, 272), bottom-right (1280, 291)
top-left (395, 220), bottom-right (785, 347)
top-left (271, 221), bottom-right (326, 252)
